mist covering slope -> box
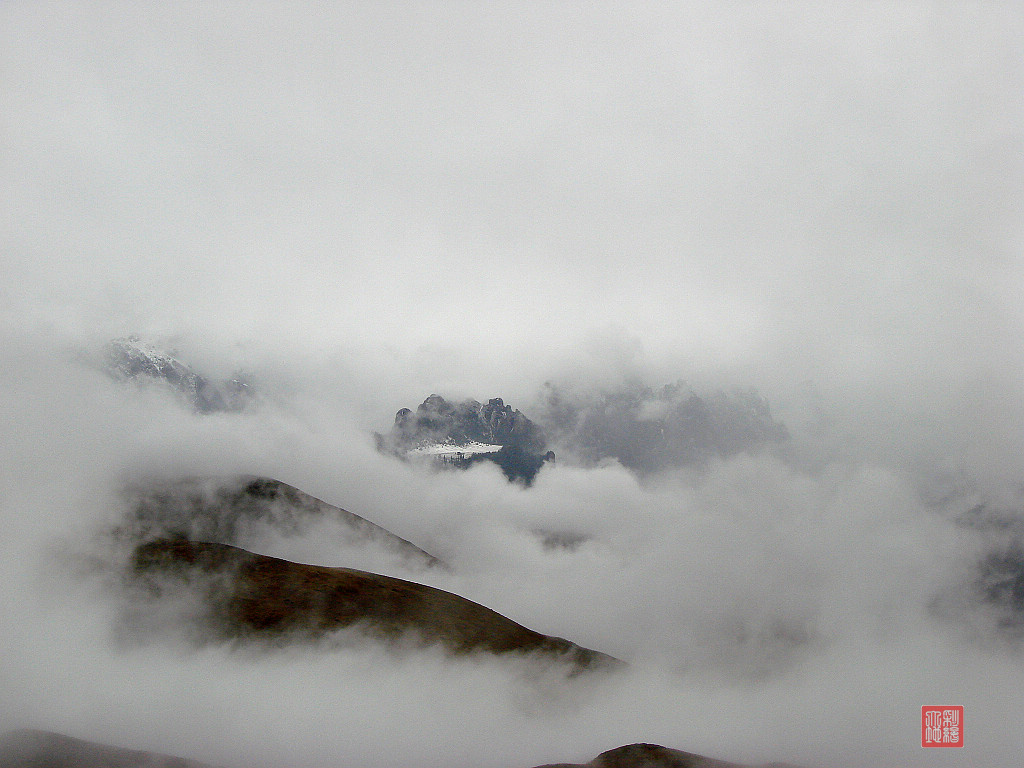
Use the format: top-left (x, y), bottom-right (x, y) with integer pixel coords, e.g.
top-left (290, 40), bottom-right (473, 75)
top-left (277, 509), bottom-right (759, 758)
top-left (0, 729), bottom-right (223, 768)
top-left (3, 2), bottom-right (1024, 767)
top-left (103, 338), bottom-right (252, 414)
top-left (376, 383), bottom-right (789, 484)
top-left (111, 475), bottom-right (616, 672)
top-left (0, 732), bottom-right (799, 768)
top-left (119, 475), bottom-right (444, 571)
top-left (126, 538), bottom-right (618, 672)
top-left (6, 336), bottom-right (1024, 767)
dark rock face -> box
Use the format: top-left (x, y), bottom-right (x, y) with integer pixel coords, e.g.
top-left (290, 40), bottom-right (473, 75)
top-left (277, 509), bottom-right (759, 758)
top-left (377, 394), bottom-right (552, 484)
top-left (376, 381), bottom-right (788, 482)
top-left (463, 445), bottom-right (554, 484)
top-left (383, 394), bottom-right (547, 453)
top-left (104, 337), bottom-right (251, 413)
top-left (127, 538), bottom-right (619, 673)
top-left (0, 729), bottom-right (221, 768)
top-left (536, 380), bottom-right (788, 474)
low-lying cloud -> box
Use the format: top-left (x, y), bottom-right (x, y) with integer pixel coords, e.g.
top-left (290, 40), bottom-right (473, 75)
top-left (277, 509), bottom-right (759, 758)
top-left (1, 327), bottom-right (1022, 768)
top-left (3, 3), bottom-right (1024, 766)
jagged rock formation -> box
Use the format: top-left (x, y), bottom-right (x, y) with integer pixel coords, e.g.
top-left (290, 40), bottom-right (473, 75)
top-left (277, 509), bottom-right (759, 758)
top-left (376, 394), bottom-right (552, 484)
top-left (383, 394), bottom-right (547, 453)
top-left (127, 538), bottom-right (619, 673)
top-left (104, 337), bottom-right (251, 413)
top-left (0, 729), bottom-right (222, 768)
top-left (535, 380), bottom-right (788, 474)
top-left (119, 475), bottom-right (443, 570)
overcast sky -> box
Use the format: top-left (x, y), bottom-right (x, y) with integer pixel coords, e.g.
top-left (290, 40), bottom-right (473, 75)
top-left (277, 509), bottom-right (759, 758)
top-left (2, 3), bottom-right (1024, 768)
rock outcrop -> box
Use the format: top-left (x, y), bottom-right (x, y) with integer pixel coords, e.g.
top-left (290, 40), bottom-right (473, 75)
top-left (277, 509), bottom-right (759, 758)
top-left (383, 394), bottom-right (547, 453)
top-left (0, 732), bottom-right (807, 768)
top-left (377, 394), bottom-right (552, 484)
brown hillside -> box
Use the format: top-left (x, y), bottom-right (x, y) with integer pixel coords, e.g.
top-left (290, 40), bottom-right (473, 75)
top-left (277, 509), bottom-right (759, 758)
top-left (0, 729), bottom-right (222, 768)
top-left (129, 538), bottom-right (619, 671)
top-left (533, 743), bottom-right (807, 768)
top-left (0, 732), bottom-right (811, 768)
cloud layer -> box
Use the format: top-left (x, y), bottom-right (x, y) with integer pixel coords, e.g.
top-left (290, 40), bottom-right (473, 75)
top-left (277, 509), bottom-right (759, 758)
top-left (2, 3), bottom-right (1024, 767)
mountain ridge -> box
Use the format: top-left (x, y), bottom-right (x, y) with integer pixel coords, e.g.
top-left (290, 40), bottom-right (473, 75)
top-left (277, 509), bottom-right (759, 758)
top-left (119, 475), bottom-right (444, 570)
top-left (127, 538), bottom-right (619, 672)
top-left (103, 337), bottom-right (251, 413)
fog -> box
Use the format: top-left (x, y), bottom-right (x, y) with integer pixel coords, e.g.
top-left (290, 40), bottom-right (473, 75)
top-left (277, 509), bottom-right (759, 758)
top-left (2, 3), bottom-right (1023, 767)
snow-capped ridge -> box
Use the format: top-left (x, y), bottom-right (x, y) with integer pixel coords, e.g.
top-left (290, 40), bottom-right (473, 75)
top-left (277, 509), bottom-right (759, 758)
top-left (103, 336), bottom-right (252, 413)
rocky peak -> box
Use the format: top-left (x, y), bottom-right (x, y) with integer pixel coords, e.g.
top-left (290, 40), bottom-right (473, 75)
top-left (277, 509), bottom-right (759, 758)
top-left (375, 394), bottom-right (552, 485)
top-left (383, 394), bottom-right (546, 453)
top-left (104, 336), bottom-right (251, 413)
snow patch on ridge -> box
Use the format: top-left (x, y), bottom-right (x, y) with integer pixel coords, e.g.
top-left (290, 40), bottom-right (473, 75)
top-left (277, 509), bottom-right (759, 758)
top-left (408, 441), bottom-right (503, 457)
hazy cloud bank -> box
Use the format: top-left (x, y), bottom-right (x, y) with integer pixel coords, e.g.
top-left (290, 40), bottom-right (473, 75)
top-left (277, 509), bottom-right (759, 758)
top-left (3, 2), bottom-right (1024, 767)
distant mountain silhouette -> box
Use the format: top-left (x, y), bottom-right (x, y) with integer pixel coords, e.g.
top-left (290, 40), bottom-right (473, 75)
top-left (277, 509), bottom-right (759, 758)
top-left (932, 501), bottom-right (1024, 640)
top-left (535, 380), bottom-right (788, 473)
top-left (104, 337), bottom-right (251, 413)
top-left (120, 475), bottom-right (443, 570)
